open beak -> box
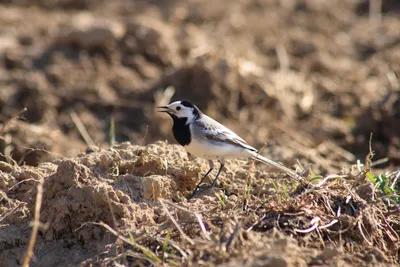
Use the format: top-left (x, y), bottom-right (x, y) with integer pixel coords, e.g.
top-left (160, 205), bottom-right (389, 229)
top-left (157, 106), bottom-right (172, 113)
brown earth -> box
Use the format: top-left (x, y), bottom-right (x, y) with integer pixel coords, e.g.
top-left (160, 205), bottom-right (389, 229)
top-left (0, 0), bottom-right (399, 266)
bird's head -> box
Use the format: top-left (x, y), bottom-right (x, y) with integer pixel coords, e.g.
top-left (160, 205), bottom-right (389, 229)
top-left (157, 100), bottom-right (201, 122)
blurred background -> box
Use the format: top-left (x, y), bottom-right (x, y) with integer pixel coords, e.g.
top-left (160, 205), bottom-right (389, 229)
top-left (0, 0), bottom-right (399, 172)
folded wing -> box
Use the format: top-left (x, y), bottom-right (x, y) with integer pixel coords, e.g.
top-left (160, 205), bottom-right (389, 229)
top-left (195, 115), bottom-right (257, 152)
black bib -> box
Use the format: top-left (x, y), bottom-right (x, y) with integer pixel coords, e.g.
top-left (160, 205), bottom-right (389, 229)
top-left (170, 114), bottom-right (191, 146)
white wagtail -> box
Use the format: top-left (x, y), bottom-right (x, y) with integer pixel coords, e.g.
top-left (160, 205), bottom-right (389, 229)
top-left (158, 100), bottom-right (300, 198)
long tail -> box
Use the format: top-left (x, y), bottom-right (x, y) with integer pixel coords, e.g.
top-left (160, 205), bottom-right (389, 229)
top-left (252, 153), bottom-right (300, 179)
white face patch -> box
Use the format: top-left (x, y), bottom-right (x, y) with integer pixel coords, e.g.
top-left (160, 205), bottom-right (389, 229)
top-left (167, 101), bottom-right (196, 122)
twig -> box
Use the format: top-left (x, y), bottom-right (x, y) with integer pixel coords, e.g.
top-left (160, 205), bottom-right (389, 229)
top-left (0, 107), bottom-right (27, 136)
top-left (69, 110), bottom-right (95, 148)
top-left (22, 174), bottom-right (44, 267)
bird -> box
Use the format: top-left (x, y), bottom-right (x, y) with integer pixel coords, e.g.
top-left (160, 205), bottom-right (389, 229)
top-left (158, 100), bottom-right (300, 198)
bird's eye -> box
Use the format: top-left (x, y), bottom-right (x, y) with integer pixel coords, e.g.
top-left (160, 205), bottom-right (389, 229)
top-left (176, 106), bottom-right (181, 111)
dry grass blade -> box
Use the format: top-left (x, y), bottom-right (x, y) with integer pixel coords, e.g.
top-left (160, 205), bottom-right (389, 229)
top-left (7, 178), bottom-right (36, 192)
top-left (154, 236), bottom-right (189, 259)
top-left (163, 200), bottom-right (211, 241)
top-left (390, 171), bottom-right (400, 190)
top-left (22, 174), bottom-right (44, 267)
top-left (318, 219), bottom-right (338, 230)
top-left (159, 200), bottom-right (195, 245)
top-left (357, 220), bottom-right (373, 246)
top-left (155, 86), bottom-right (176, 107)
top-left (315, 175), bottom-right (346, 188)
top-left (88, 222), bottom-right (162, 266)
top-left (294, 217), bottom-right (320, 233)
top-left (69, 110), bottom-right (95, 148)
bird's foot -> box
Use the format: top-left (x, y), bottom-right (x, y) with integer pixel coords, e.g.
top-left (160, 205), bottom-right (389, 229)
top-left (188, 183), bottom-right (215, 199)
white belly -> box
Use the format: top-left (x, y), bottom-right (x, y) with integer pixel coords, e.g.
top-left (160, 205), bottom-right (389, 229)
top-left (184, 137), bottom-right (253, 159)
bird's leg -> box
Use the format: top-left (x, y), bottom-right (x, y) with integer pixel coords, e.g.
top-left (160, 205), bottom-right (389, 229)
top-left (189, 160), bottom-right (214, 199)
top-left (197, 160), bottom-right (215, 186)
top-left (211, 159), bottom-right (225, 188)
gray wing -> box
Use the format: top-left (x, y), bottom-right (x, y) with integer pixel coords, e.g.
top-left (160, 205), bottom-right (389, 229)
top-left (192, 115), bottom-right (257, 152)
